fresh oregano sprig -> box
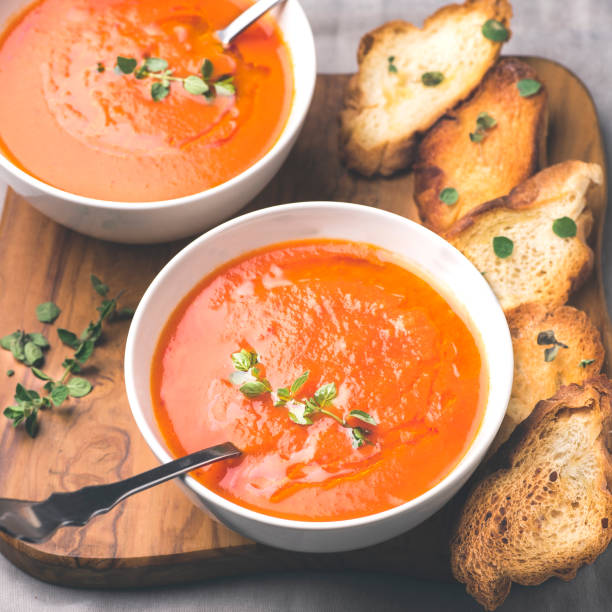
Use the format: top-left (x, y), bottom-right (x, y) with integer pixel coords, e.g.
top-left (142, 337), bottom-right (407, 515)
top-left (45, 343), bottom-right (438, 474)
top-left (114, 56), bottom-right (236, 102)
top-left (470, 111), bottom-right (497, 143)
top-left (2, 275), bottom-right (134, 437)
top-left (0, 330), bottom-right (49, 367)
top-left (229, 350), bottom-right (378, 448)
top-left (537, 329), bottom-right (569, 362)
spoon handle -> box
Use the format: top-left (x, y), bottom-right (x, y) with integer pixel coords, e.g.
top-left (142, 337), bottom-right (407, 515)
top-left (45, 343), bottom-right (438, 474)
top-left (90, 442), bottom-right (241, 506)
top-left (217, 0), bottom-right (287, 46)
top-left (0, 442), bottom-right (241, 543)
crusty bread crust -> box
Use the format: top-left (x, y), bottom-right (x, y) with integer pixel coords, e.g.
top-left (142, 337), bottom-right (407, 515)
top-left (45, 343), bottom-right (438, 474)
top-left (414, 57), bottom-right (548, 233)
top-left (339, 0), bottom-right (513, 176)
top-left (446, 160), bottom-right (602, 312)
top-left (491, 304), bottom-right (604, 453)
top-left (446, 160), bottom-right (601, 238)
top-left (451, 377), bottom-right (612, 610)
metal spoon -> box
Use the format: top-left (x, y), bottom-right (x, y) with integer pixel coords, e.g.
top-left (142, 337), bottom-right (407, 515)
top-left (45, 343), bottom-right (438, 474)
top-left (216, 0), bottom-right (287, 47)
top-left (0, 442), bottom-right (241, 543)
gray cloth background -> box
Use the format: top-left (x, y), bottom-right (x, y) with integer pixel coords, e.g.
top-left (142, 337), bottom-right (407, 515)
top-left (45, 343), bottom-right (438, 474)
top-left (2, 0), bottom-right (612, 609)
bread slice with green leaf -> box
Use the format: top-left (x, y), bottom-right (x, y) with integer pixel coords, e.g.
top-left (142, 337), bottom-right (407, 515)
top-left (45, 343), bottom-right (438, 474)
top-left (491, 303), bottom-right (604, 452)
top-left (414, 57), bottom-right (547, 233)
top-left (451, 377), bottom-right (612, 610)
top-left (446, 160), bottom-right (602, 312)
top-left (339, 0), bottom-right (513, 176)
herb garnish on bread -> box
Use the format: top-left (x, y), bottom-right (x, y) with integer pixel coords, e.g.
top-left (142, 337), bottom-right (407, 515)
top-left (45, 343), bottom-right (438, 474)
top-left (451, 377), bottom-right (612, 610)
top-left (492, 304), bottom-right (604, 452)
top-left (339, 0), bottom-right (513, 176)
top-left (446, 160), bottom-right (602, 312)
top-left (414, 58), bottom-right (548, 233)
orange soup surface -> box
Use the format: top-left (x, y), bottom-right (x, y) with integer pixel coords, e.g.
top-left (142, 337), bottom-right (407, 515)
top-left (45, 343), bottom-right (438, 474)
top-left (152, 240), bottom-right (486, 521)
top-left (0, 0), bottom-right (293, 201)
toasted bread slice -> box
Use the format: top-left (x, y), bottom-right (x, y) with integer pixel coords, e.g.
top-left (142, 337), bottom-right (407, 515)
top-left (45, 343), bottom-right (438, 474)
top-left (339, 0), bottom-right (513, 176)
top-left (492, 304), bottom-right (604, 452)
top-left (414, 58), bottom-right (548, 233)
top-left (446, 160), bottom-right (602, 312)
top-left (451, 377), bottom-right (612, 610)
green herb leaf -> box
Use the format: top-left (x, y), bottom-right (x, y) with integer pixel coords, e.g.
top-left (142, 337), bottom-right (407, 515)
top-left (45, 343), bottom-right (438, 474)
top-left (289, 410), bottom-right (313, 426)
top-left (28, 333), bottom-right (49, 348)
top-left (9, 335), bottom-right (25, 361)
top-left (214, 76), bottom-right (235, 96)
top-left (348, 409), bottom-right (378, 426)
top-left (439, 187), bottom-right (459, 206)
top-left (97, 62), bottom-right (105, 73)
top-left (304, 398), bottom-right (318, 415)
top-left (81, 320), bottom-right (102, 342)
top-left (239, 380), bottom-right (271, 398)
top-left (537, 329), bottom-right (568, 354)
top-left (61, 358), bottom-right (82, 374)
top-left (579, 358), bottom-right (596, 368)
top-left (469, 130), bottom-right (485, 143)
top-left (134, 65), bottom-right (148, 79)
top-left (6, 369), bottom-right (14, 377)
top-left (537, 330), bottom-right (556, 345)
top-left (116, 56), bottom-right (138, 75)
top-left (277, 387), bottom-right (291, 402)
top-left (43, 381), bottom-right (55, 393)
top-left (57, 329), bottom-right (80, 349)
top-left (14, 383), bottom-right (31, 404)
top-left (544, 345), bottom-right (559, 362)
top-left (314, 382), bottom-right (337, 407)
top-left (492, 236), bottom-right (514, 258)
top-left (75, 339), bottom-right (95, 363)
top-left (36, 302), bottom-right (61, 324)
top-left (31, 367), bottom-right (52, 381)
top-left (97, 299), bottom-right (116, 321)
top-left (4, 406), bottom-right (24, 423)
top-left (91, 274), bottom-right (109, 297)
top-left (24, 341), bottom-right (43, 366)
top-left (290, 371), bottom-right (309, 397)
top-left (144, 57), bottom-right (168, 73)
top-left (199, 58), bottom-right (213, 80)
top-left (351, 427), bottom-right (368, 448)
top-left (231, 349), bottom-right (258, 372)
top-left (24, 409), bottom-right (39, 437)
top-left (421, 71), bottom-right (444, 86)
top-left (538, 329), bottom-right (568, 361)
top-left (552, 216), bottom-right (577, 238)
top-left (517, 78), bottom-right (542, 97)
top-left (184, 75), bottom-right (209, 95)
top-left (476, 111), bottom-right (497, 129)
top-left (67, 377), bottom-right (92, 398)
top-left (151, 82), bottom-right (170, 102)
top-left (0, 331), bottom-right (19, 350)
top-left (481, 19), bottom-right (509, 42)
top-left (387, 56), bottom-right (398, 74)
top-left (50, 384), bottom-right (70, 407)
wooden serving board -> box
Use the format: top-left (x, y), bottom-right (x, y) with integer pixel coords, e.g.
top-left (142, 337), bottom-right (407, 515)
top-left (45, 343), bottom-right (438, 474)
top-left (0, 57), bottom-right (609, 588)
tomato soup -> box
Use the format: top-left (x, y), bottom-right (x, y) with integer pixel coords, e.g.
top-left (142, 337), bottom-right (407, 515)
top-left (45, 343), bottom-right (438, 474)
top-left (0, 0), bottom-right (293, 201)
top-left (152, 240), bottom-right (487, 521)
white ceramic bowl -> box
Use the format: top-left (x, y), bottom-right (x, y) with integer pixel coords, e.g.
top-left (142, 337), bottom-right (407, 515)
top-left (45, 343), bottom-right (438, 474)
top-left (0, 0), bottom-right (315, 244)
top-left (125, 202), bottom-right (513, 552)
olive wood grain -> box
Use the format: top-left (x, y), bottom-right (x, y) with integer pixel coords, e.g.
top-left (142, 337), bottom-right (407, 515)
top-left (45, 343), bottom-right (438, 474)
top-left (0, 57), bottom-right (608, 587)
